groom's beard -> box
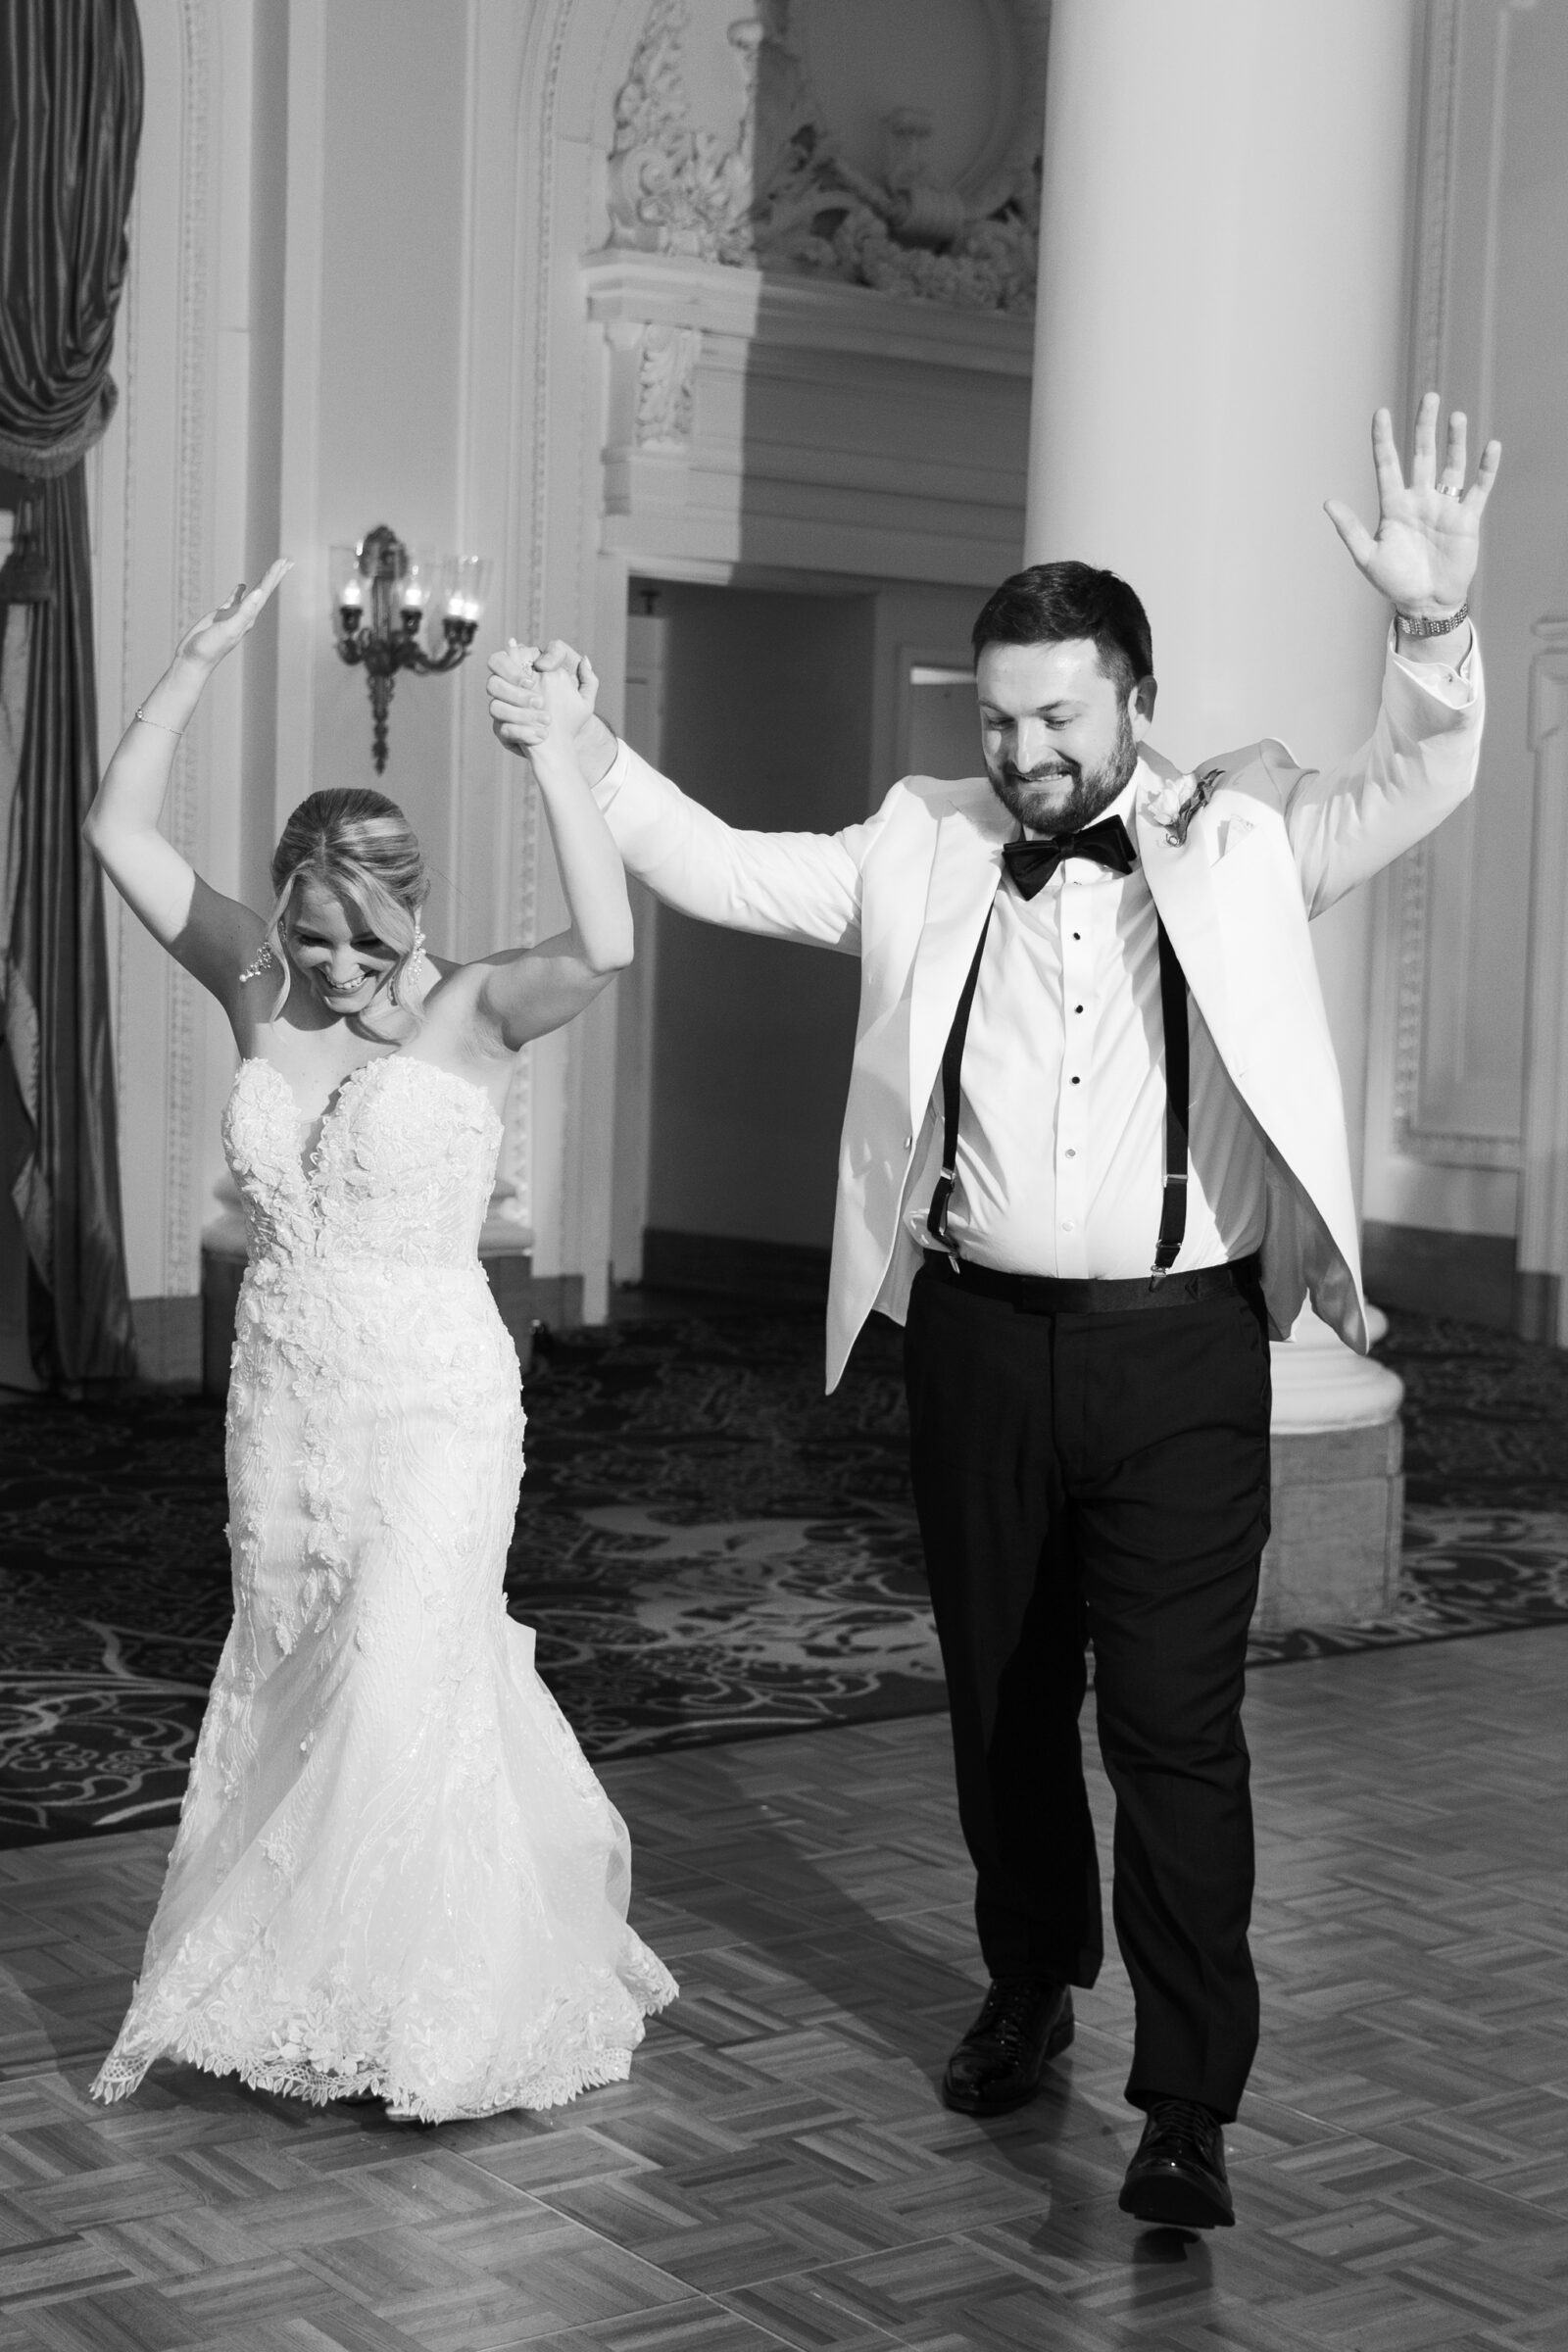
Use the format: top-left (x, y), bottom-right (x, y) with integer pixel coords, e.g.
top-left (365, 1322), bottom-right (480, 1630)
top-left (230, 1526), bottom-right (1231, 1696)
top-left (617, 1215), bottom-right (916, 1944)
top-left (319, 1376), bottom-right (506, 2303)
top-left (987, 705), bottom-right (1140, 837)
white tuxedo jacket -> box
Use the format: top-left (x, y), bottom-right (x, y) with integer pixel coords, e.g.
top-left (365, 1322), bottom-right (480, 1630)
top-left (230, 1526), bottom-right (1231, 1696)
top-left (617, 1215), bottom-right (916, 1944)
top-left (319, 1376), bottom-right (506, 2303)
top-left (596, 644), bottom-right (1484, 1390)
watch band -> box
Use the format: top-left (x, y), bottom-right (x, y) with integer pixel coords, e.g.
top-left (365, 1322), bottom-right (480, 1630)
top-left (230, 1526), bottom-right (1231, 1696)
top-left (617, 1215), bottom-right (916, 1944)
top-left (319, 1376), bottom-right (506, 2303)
top-left (1395, 602), bottom-right (1469, 639)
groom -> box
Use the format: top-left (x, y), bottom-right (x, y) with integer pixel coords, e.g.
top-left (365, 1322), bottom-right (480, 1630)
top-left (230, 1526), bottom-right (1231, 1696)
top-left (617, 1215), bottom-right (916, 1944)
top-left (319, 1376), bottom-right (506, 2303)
top-left (490, 397), bottom-right (1494, 2229)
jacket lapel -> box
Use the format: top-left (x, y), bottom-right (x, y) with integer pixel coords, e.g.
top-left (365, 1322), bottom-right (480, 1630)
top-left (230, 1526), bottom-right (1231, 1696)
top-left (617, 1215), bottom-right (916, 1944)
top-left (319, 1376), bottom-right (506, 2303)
top-left (1133, 772), bottom-right (1243, 1073)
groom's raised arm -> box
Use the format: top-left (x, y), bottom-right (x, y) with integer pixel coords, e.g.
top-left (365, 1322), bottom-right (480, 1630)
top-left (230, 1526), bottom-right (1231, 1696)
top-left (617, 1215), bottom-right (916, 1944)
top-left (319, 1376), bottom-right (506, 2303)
top-left (1279, 394), bottom-right (1496, 914)
top-left (490, 641), bottom-right (880, 954)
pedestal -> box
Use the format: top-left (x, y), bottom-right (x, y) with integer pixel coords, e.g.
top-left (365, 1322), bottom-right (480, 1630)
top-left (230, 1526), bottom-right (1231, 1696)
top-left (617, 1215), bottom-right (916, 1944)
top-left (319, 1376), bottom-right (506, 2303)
top-left (1258, 1309), bottom-right (1404, 1633)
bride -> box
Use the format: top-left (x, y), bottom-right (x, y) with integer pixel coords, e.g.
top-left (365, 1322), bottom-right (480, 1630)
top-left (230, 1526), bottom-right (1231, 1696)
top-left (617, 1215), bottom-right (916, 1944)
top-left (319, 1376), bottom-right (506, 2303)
top-left (84, 562), bottom-right (675, 2122)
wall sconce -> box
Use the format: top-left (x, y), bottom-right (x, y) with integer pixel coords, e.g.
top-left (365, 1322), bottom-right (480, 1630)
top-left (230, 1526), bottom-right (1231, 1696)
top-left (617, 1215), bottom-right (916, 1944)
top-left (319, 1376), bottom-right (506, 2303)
top-left (330, 525), bottom-right (491, 773)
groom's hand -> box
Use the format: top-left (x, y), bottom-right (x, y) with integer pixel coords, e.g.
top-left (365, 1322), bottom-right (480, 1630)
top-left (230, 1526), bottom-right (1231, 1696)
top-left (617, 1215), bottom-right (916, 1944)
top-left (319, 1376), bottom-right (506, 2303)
top-left (488, 638), bottom-right (618, 783)
top-left (1324, 393), bottom-right (1499, 645)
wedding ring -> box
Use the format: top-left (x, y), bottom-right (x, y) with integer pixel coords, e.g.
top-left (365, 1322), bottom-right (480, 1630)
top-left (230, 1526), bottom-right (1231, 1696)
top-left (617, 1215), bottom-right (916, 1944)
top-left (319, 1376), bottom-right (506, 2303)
top-left (1438, 480), bottom-right (1461, 498)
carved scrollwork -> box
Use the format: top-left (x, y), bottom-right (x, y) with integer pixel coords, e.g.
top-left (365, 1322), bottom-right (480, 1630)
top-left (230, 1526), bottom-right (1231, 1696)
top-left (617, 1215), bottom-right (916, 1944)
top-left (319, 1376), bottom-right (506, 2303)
top-left (606, 0), bottom-right (1047, 313)
top-left (634, 321), bottom-right (703, 447)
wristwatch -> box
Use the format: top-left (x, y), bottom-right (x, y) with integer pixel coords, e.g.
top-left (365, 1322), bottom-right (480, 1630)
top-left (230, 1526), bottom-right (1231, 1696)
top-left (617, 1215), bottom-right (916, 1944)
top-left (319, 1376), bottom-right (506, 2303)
top-left (1395, 602), bottom-right (1469, 638)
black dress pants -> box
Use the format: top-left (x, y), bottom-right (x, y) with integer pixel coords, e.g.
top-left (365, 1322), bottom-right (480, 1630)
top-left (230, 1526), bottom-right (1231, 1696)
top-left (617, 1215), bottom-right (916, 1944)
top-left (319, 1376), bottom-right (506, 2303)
top-left (903, 1257), bottom-right (1272, 2122)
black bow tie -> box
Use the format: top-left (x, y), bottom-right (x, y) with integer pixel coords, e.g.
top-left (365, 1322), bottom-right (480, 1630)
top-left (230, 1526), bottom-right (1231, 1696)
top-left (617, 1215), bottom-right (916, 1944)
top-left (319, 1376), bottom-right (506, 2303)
top-left (1001, 814), bottom-right (1137, 900)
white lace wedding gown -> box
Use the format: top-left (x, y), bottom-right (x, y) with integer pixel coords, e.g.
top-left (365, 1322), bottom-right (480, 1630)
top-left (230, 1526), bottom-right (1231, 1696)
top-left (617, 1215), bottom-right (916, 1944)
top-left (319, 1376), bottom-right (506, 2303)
top-left (92, 1054), bottom-right (676, 2122)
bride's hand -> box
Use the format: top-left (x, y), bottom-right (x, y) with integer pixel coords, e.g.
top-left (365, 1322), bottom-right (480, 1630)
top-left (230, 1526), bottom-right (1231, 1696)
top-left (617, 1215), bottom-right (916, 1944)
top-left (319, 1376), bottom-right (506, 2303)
top-left (489, 637), bottom-right (599, 756)
top-left (174, 557), bottom-right (291, 672)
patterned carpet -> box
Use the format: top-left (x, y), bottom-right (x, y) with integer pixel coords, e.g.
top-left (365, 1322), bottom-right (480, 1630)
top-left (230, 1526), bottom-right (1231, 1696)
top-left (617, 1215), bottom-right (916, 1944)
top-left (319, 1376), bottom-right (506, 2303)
top-left (0, 1304), bottom-right (1563, 1844)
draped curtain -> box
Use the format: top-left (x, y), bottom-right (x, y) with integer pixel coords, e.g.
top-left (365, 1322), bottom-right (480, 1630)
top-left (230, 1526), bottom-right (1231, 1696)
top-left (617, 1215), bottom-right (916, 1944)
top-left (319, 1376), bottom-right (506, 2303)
top-left (0, 0), bottom-right (143, 1386)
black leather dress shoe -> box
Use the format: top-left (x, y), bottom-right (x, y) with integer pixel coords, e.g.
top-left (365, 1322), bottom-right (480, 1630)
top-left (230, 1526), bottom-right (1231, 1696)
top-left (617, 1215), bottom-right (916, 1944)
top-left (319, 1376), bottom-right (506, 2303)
top-left (1118, 2098), bottom-right (1235, 2229)
top-left (941, 1977), bottom-right (1074, 2115)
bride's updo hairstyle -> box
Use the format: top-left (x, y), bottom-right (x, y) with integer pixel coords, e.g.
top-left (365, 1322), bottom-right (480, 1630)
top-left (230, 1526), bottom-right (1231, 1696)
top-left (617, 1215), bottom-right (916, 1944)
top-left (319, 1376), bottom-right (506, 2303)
top-left (262, 788), bottom-right (431, 1018)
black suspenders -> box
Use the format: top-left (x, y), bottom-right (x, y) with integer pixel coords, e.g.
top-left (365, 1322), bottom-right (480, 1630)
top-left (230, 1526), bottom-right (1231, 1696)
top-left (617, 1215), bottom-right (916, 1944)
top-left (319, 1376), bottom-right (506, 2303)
top-left (926, 900), bottom-right (1192, 1282)
top-left (1152, 914), bottom-right (1191, 1274)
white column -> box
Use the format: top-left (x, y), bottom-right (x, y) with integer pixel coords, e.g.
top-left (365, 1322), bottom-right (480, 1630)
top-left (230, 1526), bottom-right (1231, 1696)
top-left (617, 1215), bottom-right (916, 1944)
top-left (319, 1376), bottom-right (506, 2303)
top-left (1027, 0), bottom-right (1417, 1450)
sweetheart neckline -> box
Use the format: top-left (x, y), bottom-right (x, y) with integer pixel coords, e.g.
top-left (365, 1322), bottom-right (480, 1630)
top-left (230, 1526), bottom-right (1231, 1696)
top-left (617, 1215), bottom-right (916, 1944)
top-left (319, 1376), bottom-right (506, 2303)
top-left (240, 1053), bottom-right (500, 1123)
top-left (236, 1055), bottom-right (503, 1191)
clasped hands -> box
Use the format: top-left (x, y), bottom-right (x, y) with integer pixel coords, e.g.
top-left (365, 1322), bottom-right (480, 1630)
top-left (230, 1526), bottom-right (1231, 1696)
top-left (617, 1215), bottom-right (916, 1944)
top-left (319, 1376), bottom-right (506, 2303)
top-left (488, 638), bottom-right (604, 767)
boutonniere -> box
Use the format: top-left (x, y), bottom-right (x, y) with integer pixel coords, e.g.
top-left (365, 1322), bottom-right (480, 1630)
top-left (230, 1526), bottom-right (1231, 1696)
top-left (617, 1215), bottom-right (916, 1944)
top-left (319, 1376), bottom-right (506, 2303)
top-left (1143, 766), bottom-right (1223, 848)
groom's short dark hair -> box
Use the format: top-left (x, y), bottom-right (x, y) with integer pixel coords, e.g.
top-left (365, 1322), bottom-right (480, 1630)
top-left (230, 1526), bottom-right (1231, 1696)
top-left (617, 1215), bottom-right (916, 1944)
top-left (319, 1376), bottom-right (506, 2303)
top-left (971, 562), bottom-right (1153, 700)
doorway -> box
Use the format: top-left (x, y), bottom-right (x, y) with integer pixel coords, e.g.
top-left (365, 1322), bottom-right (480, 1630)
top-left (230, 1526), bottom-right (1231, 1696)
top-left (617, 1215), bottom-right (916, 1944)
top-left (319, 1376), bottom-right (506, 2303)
top-left (612, 576), bottom-right (982, 1299)
top-left (614, 581), bottom-right (873, 1295)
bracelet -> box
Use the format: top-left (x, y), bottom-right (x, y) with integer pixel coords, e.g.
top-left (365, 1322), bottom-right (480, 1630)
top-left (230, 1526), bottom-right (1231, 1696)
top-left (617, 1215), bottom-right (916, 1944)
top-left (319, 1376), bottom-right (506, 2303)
top-left (133, 706), bottom-right (185, 736)
top-left (1394, 602), bottom-right (1469, 639)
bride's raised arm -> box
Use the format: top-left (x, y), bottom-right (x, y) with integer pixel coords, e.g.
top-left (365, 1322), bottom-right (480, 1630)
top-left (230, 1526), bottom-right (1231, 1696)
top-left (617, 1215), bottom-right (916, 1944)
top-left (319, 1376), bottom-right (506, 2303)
top-left (83, 560), bottom-right (290, 1017)
top-left (469, 640), bottom-right (633, 1054)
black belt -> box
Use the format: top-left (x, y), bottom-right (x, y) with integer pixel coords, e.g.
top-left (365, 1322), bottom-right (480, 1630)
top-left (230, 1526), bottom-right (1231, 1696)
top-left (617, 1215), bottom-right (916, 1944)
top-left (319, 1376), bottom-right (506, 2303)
top-left (925, 887), bottom-right (1192, 1284)
top-left (921, 1251), bottom-right (1261, 1314)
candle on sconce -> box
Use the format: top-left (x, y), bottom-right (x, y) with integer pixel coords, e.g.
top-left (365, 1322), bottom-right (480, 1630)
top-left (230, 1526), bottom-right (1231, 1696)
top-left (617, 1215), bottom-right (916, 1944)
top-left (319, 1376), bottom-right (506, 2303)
top-left (330, 546), bottom-right (365, 632)
top-left (442, 554), bottom-right (490, 632)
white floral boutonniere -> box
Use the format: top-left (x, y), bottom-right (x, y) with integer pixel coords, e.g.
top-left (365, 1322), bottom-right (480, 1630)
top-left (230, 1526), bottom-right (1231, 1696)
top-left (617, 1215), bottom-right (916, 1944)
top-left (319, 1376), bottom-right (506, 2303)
top-left (1143, 766), bottom-right (1223, 848)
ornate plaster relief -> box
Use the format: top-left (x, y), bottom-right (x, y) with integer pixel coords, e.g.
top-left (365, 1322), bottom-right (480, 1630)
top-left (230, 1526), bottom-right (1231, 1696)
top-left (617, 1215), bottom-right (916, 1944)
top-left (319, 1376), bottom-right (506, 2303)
top-left (606, 0), bottom-right (1047, 313)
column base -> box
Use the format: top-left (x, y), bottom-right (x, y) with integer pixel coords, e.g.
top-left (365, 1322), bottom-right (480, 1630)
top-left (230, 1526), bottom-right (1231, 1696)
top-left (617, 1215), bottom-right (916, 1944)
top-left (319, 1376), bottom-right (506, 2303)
top-left (1258, 1312), bottom-right (1404, 1634)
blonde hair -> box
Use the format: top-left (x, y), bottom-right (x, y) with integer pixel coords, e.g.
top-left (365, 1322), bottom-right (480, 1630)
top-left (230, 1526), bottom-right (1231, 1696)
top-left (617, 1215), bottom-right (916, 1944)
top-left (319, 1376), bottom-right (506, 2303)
top-left (261, 788), bottom-right (430, 1020)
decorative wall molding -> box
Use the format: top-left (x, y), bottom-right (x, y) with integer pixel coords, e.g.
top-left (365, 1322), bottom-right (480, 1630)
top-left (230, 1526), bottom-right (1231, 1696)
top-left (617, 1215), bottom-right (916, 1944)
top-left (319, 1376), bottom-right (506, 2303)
top-left (1410, 0), bottom-right (1459, 397)
top-left (582, 248), bottom-right (1034, 583)
top-left (1516, 615), bottom-right (1568, 1341)
top-left (1389, 0), bottom-right (1456, 1168)
top-left (584, 248), bottom-right (1037, 367)
top-left (635, 320), bottom-right (702, 448)
top-left (102, 0), bottom-right (218, 1297)
top-left (606, 0), bottom-right (1046, 313)
top-left (160, 0), bottom-right (215, 1294)
top-left (1385, 0), bottom-right (1519, 1175)
top-left (492, 2), bottom-right (584, 1235)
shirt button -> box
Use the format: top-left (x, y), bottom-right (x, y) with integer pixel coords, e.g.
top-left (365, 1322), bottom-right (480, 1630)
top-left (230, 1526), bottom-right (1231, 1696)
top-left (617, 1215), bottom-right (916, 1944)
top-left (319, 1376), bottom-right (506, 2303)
top-left (1060, 1220), bottom-right (1074, 1232)
top-left (1070, 1075), bottom-right (1080, 1085)
top-left (1074, 1004), bottom-right (1084, 1013)
top-left (903, 1132), bottom-right (912, 1149)
top-left (1065, 1148), bottom-right (1076, 1158)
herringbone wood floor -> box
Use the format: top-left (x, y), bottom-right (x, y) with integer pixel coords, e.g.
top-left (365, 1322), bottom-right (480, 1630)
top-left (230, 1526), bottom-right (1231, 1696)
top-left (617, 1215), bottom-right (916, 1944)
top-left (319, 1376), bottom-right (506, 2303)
top-left (0, 1629), bottom-right (1565, 2349)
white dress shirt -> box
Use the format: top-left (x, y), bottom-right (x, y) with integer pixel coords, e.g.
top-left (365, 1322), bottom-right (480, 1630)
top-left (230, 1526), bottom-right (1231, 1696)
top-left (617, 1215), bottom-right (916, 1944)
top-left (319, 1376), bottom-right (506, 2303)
top-left (904, 763), bottom-right (1265, 1279)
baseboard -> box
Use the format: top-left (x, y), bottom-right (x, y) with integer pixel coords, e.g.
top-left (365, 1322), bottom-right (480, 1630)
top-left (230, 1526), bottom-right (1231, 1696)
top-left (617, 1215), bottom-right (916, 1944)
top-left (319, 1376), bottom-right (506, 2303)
top-left (641, 1229), bottom-right (831, 1304)
top-left (1513, 1269), bottom-right (1560, 1346)
top-left (1361, 1220), bottom-right (1518, 1334)
top-left (523, 1274), bottom-right (584, 1334)
top-left (130, 1295), bottom-right (203, 1387)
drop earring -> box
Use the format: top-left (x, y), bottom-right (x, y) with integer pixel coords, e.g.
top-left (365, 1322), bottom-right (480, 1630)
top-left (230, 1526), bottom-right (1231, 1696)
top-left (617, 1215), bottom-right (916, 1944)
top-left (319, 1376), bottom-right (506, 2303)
top-left (393, 921), bottom-right (427, 1006)
top-left (238, 939), bottom-right (277, 985)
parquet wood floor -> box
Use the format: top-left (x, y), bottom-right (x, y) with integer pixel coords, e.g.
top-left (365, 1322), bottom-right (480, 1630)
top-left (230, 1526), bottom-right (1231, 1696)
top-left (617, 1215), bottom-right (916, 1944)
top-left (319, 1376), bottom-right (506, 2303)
top-left (0, 1629), bottom-right (1565, 2349)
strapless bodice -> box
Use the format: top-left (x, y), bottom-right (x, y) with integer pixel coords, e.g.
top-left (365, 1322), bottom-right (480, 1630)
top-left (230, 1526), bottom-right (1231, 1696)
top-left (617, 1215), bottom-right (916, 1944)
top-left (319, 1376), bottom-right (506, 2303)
top-left (222, 1054), bottom-right (504, 1273)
